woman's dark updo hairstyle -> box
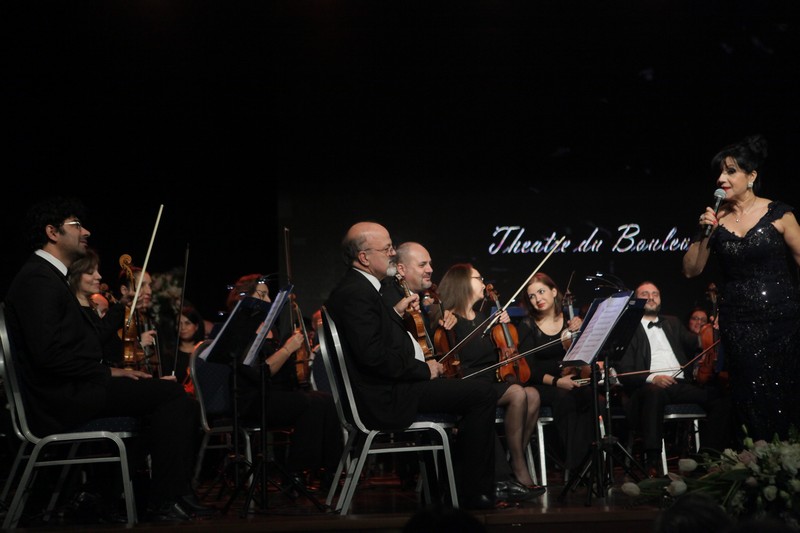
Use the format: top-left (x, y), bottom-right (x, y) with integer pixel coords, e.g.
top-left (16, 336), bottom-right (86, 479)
top-left (711, 134), bottom-right (767, 194)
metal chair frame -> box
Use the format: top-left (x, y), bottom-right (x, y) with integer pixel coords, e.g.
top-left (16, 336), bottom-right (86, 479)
top-left (0, 303), bottom-right (138, 529)
top-left (318, 306), bottom-right (459, 514)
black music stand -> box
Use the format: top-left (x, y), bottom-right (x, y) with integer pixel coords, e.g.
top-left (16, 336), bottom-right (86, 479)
top-left (556, 291), bottom-right (646, 506)
top-left (199, 289), bottom-right (325, 515)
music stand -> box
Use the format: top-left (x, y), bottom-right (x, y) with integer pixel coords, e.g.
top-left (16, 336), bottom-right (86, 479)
top-left (556, 291), bottom-right (646, 505)
top-left (199, 288), bottom-right (325, 515)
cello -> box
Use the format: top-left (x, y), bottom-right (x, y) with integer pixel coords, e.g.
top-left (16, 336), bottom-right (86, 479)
top-left (486, 284), bottom-right (531, 385)
top-left (695, 283), bottom-right (728, 387)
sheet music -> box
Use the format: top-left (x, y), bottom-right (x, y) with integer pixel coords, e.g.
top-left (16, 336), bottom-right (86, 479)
top-left (242, 286), bottom-right (293, 367)
top-left (198, 297), bottom-right (249, 361)
top-left (562, 292), bottom-right (632, 366)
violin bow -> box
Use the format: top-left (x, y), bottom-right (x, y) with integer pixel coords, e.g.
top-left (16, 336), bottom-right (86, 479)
top-left (170, 242), bottom-right (190, 377)
top-left (609, 339), bottom-right (722, 380)
top-left (460, 334), bottom-right (569, 379)
top-left (437, 310), bottom-right (502, 365)
top-left (125, 204), bottom-right (164, 329)
top-left (283, 227), bottom-right (313, 353)
top-left (482, 235), bottom-right (566, 335)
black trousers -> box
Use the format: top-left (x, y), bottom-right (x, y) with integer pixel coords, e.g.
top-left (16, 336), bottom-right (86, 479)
top-left (413, 378), bottom-right (497, 502)
top-left (97, 377), bottom-right (199, 507)
top-left (625, 381), bottom-right (732, 453)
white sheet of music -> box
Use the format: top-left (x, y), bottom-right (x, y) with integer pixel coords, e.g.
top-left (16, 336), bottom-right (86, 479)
top-left (562, 293), bottom-right (631, 366)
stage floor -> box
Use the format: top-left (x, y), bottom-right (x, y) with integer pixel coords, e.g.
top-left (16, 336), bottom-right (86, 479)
top-left (8, 461), bottom-right (663, 533)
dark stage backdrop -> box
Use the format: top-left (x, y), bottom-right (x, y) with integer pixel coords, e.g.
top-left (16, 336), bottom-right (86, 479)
top-left (3, 2), bottom-right (800, 327)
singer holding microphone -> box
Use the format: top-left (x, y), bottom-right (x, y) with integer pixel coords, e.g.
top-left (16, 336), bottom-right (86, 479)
top-left (682, 134), bottom-right (800, 443)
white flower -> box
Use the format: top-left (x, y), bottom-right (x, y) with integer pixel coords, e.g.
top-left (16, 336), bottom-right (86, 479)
top-left (666, 480), bottom-right (687, 496)
top-left (678, 458), bottom-right (698, 472)
top-left (621, 482), bottom-right (640, 497)
top-left (763, 485), bottom-right (778, 502)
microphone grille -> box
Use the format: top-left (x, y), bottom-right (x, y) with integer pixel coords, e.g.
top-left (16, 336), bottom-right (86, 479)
top-left (713, 188), bottom-right (727, 200)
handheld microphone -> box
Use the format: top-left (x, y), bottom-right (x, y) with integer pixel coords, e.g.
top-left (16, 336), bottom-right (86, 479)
top-left (704, 188), bottom-right (727, 237)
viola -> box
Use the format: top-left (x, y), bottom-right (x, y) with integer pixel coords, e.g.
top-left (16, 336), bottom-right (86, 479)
top-left (425, 285), bottom-right (462, 379)
top-left (695, 284), bottom-right (728, 387)
top-left (396, 274), bottom-right (435, 362)
top-left (486, 284), bottom-right (530, 385)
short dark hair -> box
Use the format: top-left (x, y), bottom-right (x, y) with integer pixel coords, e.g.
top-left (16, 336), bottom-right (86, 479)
top-left (24, 196), bottom-right (86, 252)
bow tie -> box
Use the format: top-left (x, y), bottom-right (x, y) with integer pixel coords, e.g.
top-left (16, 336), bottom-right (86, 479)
top-left (647, 320), bottom-right (663, 329)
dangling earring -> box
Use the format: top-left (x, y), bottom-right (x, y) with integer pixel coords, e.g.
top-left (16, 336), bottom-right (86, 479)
top-left (747, 181), bottom-right (754, 189)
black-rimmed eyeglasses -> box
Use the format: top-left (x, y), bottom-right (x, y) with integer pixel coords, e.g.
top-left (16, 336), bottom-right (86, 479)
top-left (362, 244), bottom-right (395, 255)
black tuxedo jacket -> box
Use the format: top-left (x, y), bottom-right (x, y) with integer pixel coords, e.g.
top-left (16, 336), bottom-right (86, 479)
top-left (4, 254), bottom-right (111, 435)
top-left (617, 314), bottom-right (700, 391)
top-left (325, 268), bottom-right (430, 429)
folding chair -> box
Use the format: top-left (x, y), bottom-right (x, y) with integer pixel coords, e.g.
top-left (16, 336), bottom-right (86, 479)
top-left (189, 344), bottom-right (261, 493)
top-left (318, 306), bottom-right (459, 515)
top-left (0, 303), bottom-right (139, 528)
top-left (660, 403), bottom-right (706, 475)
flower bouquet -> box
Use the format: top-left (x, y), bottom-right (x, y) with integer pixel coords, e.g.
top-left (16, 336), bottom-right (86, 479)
top-left (622, 426), bottom-right (800, 529)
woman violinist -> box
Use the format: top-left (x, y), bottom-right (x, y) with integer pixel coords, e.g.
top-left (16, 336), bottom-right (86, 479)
top-left (117, 259), bottom-right (161, 375)
top-left (430, 263), bottom-right (541, 489)
top-left (227, 273), bottom-right (343, 492)
top-left (516, 272), bottom-right (595, 473)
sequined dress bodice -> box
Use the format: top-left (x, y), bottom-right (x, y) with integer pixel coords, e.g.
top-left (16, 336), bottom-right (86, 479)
top-left (710, 200), bottom-right (800, 440)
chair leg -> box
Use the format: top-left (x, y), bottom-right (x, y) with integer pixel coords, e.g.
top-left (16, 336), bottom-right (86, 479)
top-left (0, 441), bottom-right (28, 504)
top-left (536, 421), bottom-right (548, 486)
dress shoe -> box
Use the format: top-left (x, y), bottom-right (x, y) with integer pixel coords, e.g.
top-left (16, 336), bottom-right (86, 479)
top-left (146, 500), bottom-right (192, 523)
top-left (178, 493), bottom-right (219, 517)
top-left (463, 493), bottom-right (496, 510)
top-left (495, 480), bottom-right (544, 502)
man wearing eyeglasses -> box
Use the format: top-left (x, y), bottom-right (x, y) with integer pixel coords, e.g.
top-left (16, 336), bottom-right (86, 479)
top-left (326, 222), bottom-right (498, 510)
top-left (3, 197), bottom-right (211, 522)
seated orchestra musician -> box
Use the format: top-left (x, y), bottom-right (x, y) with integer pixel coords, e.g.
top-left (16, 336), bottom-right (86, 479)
top-left (516, 272), bottom-right (595, 477)
top-left (225, 273), bottom-right (343, 493)
top-left (428, 262), bottom-right (543, 500)
top-left (325, 222), bottom-right (500, 510)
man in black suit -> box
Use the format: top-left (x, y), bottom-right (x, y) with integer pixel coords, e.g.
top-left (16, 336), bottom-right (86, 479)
top-left (3, 197), bottom-right (210, 522)
top-left (617, 281), bottom-right (732, 476)
top-left (325, 222), bottom-right (498, 510)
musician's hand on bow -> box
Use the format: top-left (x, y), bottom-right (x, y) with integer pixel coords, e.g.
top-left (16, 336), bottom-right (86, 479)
top-left (651, 374), bottom-right (677, 388)
top-left (426, 359), bottom-right (444, 379)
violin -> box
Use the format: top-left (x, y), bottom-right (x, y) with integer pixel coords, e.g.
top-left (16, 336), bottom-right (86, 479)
top-left (425, 285), bottom-right (462, 379)
top-left (558, 284), bottom-right (591, 383)
top-left (290, 294), bottom-right (312, 389)
top-left (396, 274), bottom-right (435, 362)
top-left (118, 254), bottom-right (160, 375)
top-left (486, 284), bottom-right (530, 384)
top-left (695, 283), bottom-right (728, 387)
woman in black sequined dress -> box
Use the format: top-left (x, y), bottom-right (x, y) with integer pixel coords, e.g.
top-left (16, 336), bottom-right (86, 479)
top-left (683, 134), bottom-right (800, 442)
